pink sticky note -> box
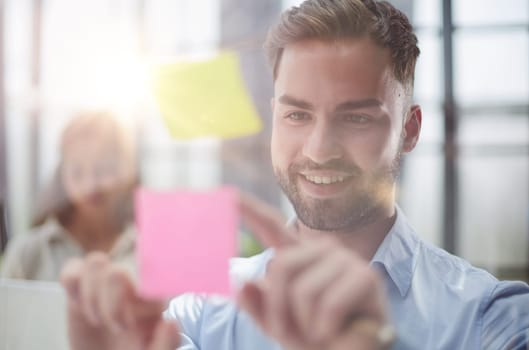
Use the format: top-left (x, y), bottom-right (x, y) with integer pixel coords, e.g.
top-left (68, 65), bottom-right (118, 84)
top-left (135, 186), bottom-right (238, 298)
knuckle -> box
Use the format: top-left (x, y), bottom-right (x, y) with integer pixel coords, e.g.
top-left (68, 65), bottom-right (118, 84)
top-left (334, 249), bottom-right (351, 265)
top-left (106, 300), bottom-right (121, 321)
top-left (268, 255), bottom-right (287, 275)
top-left (107, 271), bottom-right (133, 302)
top-left (317, 301), bottom-right (341, 339)
top-left (321, 297), bottom-right (342, 318)
top-left (265, 258), bottom-right (277, 276)
top-left (360, 267), bottom-right (380, 289)
top-left (81, 277), bottom-right (98, 302)
top-left (98, 303), bottom-right (113, 324)
top-left (105, 266), bottom-right (126, 285)
top-left (319, 298), bottom-right (347, 329)
top-left (272, 323), bottom-right (288, 339)
top-left (291, 278), bottom-right (313, 303)
top-left (60, 257), bottom-right (83, 283)
top-left (312, 236), bottom-right (335, 250)
top-left (86, 251), bottom-right (109, 264)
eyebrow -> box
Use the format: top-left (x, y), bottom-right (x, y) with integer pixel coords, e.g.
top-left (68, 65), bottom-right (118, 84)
top-left (278, 95), bottom-right (314, 110)
top-left (335, 98), bottom-right (382, 111)
top-left (277, 94), bottom-right (382, 111)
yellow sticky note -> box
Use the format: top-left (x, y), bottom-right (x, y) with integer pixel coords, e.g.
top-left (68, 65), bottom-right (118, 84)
top-left (153, 52), bottom-right (262, 140)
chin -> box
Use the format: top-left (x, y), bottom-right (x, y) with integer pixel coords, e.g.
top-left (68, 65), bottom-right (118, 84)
top-left (296, 197), bottom-right (377, 231)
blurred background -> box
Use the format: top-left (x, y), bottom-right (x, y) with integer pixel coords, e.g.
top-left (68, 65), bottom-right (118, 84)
top-left (0, 0), bottom-right (527, 281)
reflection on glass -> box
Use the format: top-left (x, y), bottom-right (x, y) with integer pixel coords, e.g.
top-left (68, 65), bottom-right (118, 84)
top-left (459, 155), bottom-right (528, 276)
top-left (1, 111), bottom-right (138, 281)
top-left (454, 31), bottom-right (529, 105)
top-left (453, 0), bottom-right (529, 26)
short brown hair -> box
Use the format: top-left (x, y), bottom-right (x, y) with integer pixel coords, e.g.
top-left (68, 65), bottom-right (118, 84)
top-left (264, 0), bottom-right (420, 91)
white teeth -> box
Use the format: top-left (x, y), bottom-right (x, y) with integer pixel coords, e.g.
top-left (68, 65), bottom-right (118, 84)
top-left (304, 175), bottom-right (346, 185)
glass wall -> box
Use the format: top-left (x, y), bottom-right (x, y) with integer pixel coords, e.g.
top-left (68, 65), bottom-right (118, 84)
top-left (1, 0), bottom-right (528, 280)
top-left (402, 0), bottom-right (529, 279)
top-left (452, 0), bottom-right (529, 278)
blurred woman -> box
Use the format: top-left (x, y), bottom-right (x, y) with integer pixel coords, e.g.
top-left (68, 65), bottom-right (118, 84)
top-left (1, 111), bottom-right (138, 281)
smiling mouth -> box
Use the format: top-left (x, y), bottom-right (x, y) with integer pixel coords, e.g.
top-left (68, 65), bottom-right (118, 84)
top-left (85, 192), bottom-right (107, 204)
top-left (303, 174), bottom-right (350, 185)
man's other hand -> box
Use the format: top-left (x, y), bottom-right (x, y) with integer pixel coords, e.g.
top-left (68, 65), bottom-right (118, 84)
top-left (60, 253), bottom-right (181, 350)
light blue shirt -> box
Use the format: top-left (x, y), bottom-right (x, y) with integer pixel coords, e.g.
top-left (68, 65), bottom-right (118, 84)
top-left (165, 207), bottom-right (529, 349)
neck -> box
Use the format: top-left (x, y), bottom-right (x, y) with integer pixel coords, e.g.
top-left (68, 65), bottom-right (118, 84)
top-left (295, 203), bottom-right (396, 261)
top-left (67, 211), bottom-right (122, 253)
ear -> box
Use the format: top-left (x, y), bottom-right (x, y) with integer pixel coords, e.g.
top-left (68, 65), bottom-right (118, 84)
top-left (401, 105), bottom-right (422, 153)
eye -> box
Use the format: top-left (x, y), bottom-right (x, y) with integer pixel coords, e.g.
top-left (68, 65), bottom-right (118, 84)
top-left (95, 160), bottom-right (118, 177)
top-left (65, 164), bottom-right (83, 180)
top-left (285, 111), bottom-right (311, 122)
top-left (342, 114), bottom-right (371, 124)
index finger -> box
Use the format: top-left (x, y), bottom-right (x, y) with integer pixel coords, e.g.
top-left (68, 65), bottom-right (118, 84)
top-left (239, 192), bottom-right (297, 248)
top-left (60, 257), bottom-right (84, 304)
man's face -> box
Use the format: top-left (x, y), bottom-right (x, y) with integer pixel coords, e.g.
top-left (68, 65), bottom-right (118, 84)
top-left (271, 38), bottom-right (420, 232)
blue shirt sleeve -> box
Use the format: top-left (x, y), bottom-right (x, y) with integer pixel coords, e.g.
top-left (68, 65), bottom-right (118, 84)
top-left (164, 293), bottom-right (206, 350)
top-left (481, 281), bottom-right (529, 350)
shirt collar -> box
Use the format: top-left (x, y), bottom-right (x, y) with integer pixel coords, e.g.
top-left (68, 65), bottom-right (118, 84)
top-left (370, 205), bottom-right (420, 297)
top-left (287, 205), bottom-right (420, 297)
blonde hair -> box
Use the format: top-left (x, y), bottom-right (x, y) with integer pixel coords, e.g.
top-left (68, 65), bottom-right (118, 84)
top-left (32, 111), bottom-right (138, 229)
top-left (264, 0), bottom-right (420, 92)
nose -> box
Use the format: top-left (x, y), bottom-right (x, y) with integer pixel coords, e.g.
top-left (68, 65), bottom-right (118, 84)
top-left (82, 171), bottom-right (108, 195)
top-left (302, 120), bottom-right (343, 164)
top-left (81, 175), bottom-right (99, 195)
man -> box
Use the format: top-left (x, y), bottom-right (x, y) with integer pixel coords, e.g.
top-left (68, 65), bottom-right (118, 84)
top-left (61, 0), bottom-right (529, 349)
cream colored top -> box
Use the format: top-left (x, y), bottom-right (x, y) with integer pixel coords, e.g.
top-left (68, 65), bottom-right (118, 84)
top-left (0, 218), bottom-right (136, 281)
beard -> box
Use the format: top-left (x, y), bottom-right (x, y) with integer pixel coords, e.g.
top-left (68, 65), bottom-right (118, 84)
top-left (275, 152), bottom-right (402, 232)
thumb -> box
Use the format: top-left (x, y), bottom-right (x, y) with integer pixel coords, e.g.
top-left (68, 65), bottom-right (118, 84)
top-left (148, 320), bottom-right (181, 350)
top-left (239, 192), bottom-right (297, 248)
